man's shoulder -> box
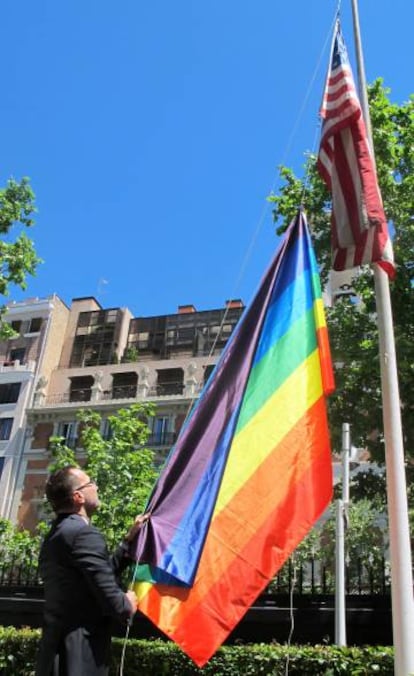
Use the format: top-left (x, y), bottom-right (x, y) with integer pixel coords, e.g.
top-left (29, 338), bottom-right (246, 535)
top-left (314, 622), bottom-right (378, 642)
top-left (45, 514), bottom-right (90, 543)
top-left (58, 513), bottom-right (89, 531)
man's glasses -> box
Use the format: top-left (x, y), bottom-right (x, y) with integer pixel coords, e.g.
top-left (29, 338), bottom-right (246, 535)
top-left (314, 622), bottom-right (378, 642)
top-left (73, 479), bottom-right (96, 493)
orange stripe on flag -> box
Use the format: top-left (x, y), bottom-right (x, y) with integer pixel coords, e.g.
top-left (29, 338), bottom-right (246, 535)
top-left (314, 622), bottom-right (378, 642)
top-left (136, 396), bottom-right (332, 649)
top-left (171, 448), bottom-right (332, 665)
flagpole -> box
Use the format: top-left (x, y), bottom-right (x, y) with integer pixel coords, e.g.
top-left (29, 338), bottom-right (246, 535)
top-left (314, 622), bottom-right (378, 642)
top-left (350, 2), bottom-right (414, 674)
top-left (335, 424), bottom-right (350, 646)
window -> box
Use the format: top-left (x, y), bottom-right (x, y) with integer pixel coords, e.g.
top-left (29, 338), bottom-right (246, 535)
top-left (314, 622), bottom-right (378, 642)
top-left (9, 348), bottom-right (25, 364)
top-left (101, 418), bottom-right (113, 440)
top-left (137, 331), bottom-right (149, 348)
top-left (0, 418), bottom-right (13, 440)
top-left (204, 364), bottom-right (215, 384)
top-left (0, 382), bottom-right (21, 404)
top-left (149, 416), bottom-right (175, 446)
top-left (28, 317), bottom-right (42, 333)
top-left (69, 376), bottom-right (93, 402)
top-left (156, 368), bottom-right (184, 396)
top-left (111, 372), bottom-right (137, 399)
top-left (56, 421), bottom-right (78, 449)
top-left (11, 320), bottom-right (22, 333)
top-left (70, 310), bottom-right (118, 367)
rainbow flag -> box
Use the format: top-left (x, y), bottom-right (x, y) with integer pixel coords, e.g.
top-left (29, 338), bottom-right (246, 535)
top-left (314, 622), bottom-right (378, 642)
top-left (131, 210), bottom-right (334, 666)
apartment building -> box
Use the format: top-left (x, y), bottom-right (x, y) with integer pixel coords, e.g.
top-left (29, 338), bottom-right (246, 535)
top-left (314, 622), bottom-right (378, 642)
top-left (0, 295), bottom-right (69, 521)
top-left (19, 297), bottom-right (245, 530)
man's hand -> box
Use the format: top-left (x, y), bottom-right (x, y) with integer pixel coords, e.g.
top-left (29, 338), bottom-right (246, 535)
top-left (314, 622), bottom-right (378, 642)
top-left (124, 513), bottom-right (151, 542)
top-left (125, 590), bottom-right (138, 615)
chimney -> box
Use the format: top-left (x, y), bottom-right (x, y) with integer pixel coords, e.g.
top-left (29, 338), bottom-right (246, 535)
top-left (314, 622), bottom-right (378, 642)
top-left (178, 304), bottom-right (196, 314)
top-left (225, 299), bottom-right (244, 309)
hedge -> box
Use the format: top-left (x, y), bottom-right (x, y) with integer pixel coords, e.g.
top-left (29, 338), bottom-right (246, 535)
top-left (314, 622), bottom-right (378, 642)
top-left (0, 626), bottom-right (394, 675)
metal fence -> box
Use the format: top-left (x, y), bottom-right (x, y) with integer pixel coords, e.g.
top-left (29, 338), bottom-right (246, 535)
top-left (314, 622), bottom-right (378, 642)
top-left (0, 554), bottom-right (42, 588)
top-left (0, 553), bottom-right (390, 596)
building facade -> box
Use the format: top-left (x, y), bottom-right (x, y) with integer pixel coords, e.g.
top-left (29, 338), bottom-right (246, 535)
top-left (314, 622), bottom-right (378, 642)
top-left (0, 295), bottom-right (69, 521)
top-left (18, 297), bottom-right (245, 531)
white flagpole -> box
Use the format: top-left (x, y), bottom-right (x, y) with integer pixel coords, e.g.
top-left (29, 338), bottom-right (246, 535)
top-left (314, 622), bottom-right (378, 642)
top-left (350, 2), bottom-right (414, 674)
top-left (335, 423), bottom-right (350, 646)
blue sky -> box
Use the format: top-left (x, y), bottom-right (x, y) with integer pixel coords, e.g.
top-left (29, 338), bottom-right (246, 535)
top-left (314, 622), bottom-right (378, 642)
top-left (1, 1), bottom-right (411, 318)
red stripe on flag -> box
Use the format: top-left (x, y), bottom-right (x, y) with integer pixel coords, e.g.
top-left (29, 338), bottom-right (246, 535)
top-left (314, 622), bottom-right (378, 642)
top-left (317, 24), bottom-right (395, 277)
top-left (332, 130), bottom-right (364, 243)
top-left (316, 325), bottom-right (335, 395)
top-left (171, 447), bottom-right (332, 666)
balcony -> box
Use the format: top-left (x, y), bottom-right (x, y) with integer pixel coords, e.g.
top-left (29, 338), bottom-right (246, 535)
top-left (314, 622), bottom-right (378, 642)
top-left (38, 380), bottom-right (204, 409)
top-left (104, 385), bottom-right (137, 401)
top-left (0, 360), bottom-right (36, 374)
top-left (69, 388), bottom-right (92, 403)
top-left (44, 389), bottom-right (91, 405)
top-left (150, 381), bottom-right (184, 397)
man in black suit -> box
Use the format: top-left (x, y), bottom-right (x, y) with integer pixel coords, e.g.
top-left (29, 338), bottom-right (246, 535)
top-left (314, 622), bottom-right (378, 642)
top-left (36, 466), bottom-right (147, 676)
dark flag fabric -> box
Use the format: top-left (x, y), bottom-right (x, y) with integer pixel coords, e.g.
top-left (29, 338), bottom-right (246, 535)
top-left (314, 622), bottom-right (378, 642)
top-left (131, 211), bottom-right (334, 666)
top-left (318, 21), bottom-right (395, 277)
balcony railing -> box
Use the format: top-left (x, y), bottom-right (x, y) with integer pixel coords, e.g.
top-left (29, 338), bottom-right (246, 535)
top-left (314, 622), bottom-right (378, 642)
top-left (69, 388), bottom-right (92, 403)
top-left (0, 360), bottom-right (36, 373)
top-left (149, 381), bottom-right (184, 397)
top-left (44, 389), bottom-right (92, 405)
top-left (40, 381), bottom-right (201, 407)
top-left (103, 385), bottom-right (137, 400)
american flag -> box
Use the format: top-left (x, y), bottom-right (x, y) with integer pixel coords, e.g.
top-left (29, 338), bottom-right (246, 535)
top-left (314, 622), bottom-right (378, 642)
top-left (317, 22), bottom-right (394, 277)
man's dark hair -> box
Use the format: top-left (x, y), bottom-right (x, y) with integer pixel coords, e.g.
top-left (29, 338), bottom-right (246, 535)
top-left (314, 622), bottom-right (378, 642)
top-left (45, 466), bottom-right (79, 513)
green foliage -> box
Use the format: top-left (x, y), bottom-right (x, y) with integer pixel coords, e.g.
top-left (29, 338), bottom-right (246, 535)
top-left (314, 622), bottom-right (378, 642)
top-left (123, 346), bottom-right (140, 363)
top-left (0, 627), bottom-right (395, 675)
top-left (47, 404), bottom-right (158, 547)
top-left (47, 436), bottom-right (78, 472)
top-left (335, 468), bottom-right (387, 508)
top-left (0, 627), bottom-right (40, 676)
top-left (321, 500), bottom-right (388, 592)
top-left (267, 497), bottom-right (388, 594)
top-left (269, 80), bottom-right (414, 460)
top-left (0, 517), bottom-right (47, 568)
top-left (0, 177), bottom-right (41, 339)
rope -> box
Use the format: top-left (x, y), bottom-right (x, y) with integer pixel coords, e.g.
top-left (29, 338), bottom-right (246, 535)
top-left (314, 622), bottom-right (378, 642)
top-left (279, 9), bottom-right (340, 180)
top-left (297, 4), bottom-right (342, 206)
top-left (282, 9), bottom-right (342, 673)
top-left (118, 4), bottom-right (343, 672)
top-left (284, 555), bottom-right (298, 676)
top-left (118, 560), bottom-right (140, 676)
top-left (180, 12), bottom-right (339, 427)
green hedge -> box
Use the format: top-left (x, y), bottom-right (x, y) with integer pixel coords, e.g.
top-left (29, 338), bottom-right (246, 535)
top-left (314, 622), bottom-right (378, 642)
top-left (0, 626), bottom-right (394, 675)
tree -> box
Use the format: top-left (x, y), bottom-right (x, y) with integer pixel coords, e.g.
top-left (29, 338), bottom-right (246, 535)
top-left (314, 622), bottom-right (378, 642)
top-left (0, 177), bottom-right (40, 339)
top-left (267, 499), bottom-right (389, 594)
top-left (0, 516), bottom-right (47, 570)
top-left (48, 404), bottom-right (158, 548)
top-left (321, 499), bottom-right (389, 592)
top-left (269, 80), bottom-right (414, 460)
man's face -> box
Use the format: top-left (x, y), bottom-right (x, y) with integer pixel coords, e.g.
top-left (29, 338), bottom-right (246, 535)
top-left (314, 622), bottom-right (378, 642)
top-left (70, 468), bottom-right (100, 516)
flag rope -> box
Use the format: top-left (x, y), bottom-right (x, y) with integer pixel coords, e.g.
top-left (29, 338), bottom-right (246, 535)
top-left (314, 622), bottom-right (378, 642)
top-left (118, 560), bottom-right (141, 676)
top-left (178, 6), bottom-right (340, 431)
top-left (283, 553), bottom-right (298, 676)
top-left (115, 7), bottom-right (341, 667)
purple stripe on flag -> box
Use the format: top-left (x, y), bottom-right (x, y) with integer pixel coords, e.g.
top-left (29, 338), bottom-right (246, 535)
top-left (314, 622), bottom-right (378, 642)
top-left (131, 219), bottom-right (298, 585)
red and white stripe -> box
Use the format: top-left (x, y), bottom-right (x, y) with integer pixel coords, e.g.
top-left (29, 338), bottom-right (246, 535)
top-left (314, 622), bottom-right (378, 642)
top-left (317, 27), bottom-right (395, 278)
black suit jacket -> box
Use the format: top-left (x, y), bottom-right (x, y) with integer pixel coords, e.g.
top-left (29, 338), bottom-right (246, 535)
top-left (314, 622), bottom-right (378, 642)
top-left (36, 513), bottom-right (132, 676)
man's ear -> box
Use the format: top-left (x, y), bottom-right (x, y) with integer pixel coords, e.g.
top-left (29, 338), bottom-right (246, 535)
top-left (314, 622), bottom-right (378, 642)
top-left (72, 489), bottom-right (85, 508)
